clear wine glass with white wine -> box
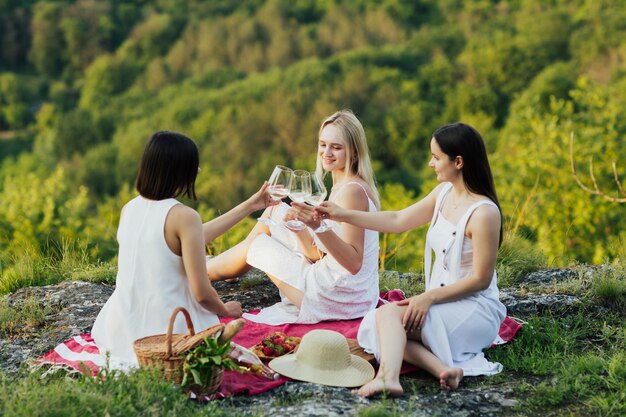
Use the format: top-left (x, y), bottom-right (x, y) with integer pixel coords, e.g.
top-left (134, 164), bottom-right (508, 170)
top-left (285, 170), bottom-right (311, 231)
top-left (306, 171), bottom-right (332, 233)
top-left (257, 165), bottom-right (292, 226)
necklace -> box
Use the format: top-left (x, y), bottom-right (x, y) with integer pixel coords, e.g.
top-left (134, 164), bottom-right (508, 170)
top-left (449, 193), bottom-right (469, 210)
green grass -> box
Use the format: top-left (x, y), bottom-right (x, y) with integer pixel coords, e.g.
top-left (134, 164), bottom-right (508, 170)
top-left (496, 233), bottom-right (548, 287)
top-left (378, 271), bottom-right (424, 297)
top-left (0, 367), bottom-right (234, 417)
top-left (66, 261), bottom-right (117, 284)
top-left (523, 350), bottom-right (626, 416)
top-left (0, 239), bottom-right (116, 295)
top-left (0, 295), bottom-right (48, 337)
top-left (485, 309), bottom-right (625, 416)
top-left (238, 275), bottom-right (267, 290)
top-left (589, 264), bottom-right (626, 313)
top-left (358, 403), bottom-right (409, 417)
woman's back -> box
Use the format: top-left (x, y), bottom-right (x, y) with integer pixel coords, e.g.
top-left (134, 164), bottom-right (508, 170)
top-left (91, 196), bottom-right (219, 367)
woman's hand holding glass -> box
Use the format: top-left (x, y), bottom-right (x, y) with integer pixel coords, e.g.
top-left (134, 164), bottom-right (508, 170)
top-left (314, 201), bottom-right (348, 223)
top-left (284, 170), bottom-right (311, 231)
top-left (247, 181), bottom-right (280, 213)
top-left (257, 165), bottom-right (292, 226)
top-left (288, 201), bottom-right (320, 230)
top-left (305, 172), bottom-right (332, 233)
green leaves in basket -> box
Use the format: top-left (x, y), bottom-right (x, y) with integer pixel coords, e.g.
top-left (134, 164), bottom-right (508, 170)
top-left (181, 335), bottom-right (241, 388)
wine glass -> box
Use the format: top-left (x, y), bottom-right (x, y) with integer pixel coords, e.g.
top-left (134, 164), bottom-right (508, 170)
top-left (306, 172), bottom-right (332, 233)
top-left (257, 165), bottom-right (292, 226)
top-left (285, 170), bottom-right (311, 231)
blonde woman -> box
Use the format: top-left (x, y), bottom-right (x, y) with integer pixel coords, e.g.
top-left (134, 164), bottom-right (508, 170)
top-left (206, 110), bottom-right (381, 325)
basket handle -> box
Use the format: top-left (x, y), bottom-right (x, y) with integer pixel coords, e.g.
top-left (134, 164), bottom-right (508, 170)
top-left (165, 306), bottom-right (195, 359)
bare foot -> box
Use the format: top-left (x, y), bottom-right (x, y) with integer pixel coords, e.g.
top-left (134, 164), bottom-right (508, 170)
top-left (439, 367), bottom-right (463, 390)
top-left (354, 377), bottom-right (404, 398)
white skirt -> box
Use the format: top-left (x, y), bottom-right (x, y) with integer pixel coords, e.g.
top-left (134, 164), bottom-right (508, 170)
top-left (244, 203), bottom-right (378, 325)
top-left (357, 295), bottom-right (504, 376)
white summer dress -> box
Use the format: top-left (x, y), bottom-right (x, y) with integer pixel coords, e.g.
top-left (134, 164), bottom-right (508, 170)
top-left (92, 196), bottom-right (219, 369)
top-left (358, 183), bottom-right (507, 376)
top-left (244, 182), bottom-right (380, 325)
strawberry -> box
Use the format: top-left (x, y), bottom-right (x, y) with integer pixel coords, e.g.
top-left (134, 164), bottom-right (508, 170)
top-left (263, 346), bottom-right (274, 356)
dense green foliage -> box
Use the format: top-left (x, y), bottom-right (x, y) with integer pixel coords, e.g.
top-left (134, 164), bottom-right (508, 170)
top-left (1, 0), bottom-right (626, 285)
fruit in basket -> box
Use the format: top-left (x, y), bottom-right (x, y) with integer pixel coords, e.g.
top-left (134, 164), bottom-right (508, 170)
top-left (252, 332), bottom-right (301, 359)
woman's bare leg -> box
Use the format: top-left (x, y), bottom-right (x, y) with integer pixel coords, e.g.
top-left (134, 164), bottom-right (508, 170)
top-left (266, 273), bottom-right (304, 308)
top-left (356, 304), bottom-right (406, 397)
top-left (356, 304), bottom-right (464, 397)
top-left (402, 333), bottom-right (464, 390)
top-left (206, 214), bottom-right (271, 281)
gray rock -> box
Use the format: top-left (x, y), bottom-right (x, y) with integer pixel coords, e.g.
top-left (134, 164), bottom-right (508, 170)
top-left (223, 378), bottom-right (521, 417)
top-left (518, 268), bottom-right (579, 287)
top-left (1, 280), bottom-right (114, 374)
top-left (499, 290), bottom-right (583, 317)
top-left (213, 267), bottom-right (281, 311)
top-left (379, 270), bottom-right (422, 282)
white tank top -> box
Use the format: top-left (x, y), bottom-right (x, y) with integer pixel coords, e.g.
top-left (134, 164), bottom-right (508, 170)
top-left (92, 196), bottom-right (219, 366)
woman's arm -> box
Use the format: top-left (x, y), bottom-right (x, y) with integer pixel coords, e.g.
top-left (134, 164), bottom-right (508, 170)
top-left (316, 183), bottom-right (448, 233)
top-left (399, 204), bottom-right (501, 331)
top-left (290, 183), bottom-right (369, 274)
top-left (317, 183), bottom-right (368, 274)
top-left (168, 205), bottom-right (242, 317)
top-left (202, 182), bottom-right (274, 244)
top-left (281, 214), bottom-right (323, 261)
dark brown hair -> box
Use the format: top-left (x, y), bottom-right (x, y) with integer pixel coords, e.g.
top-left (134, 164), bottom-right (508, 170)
top-left (433, 122), bottom-right (503, 246)
top-left (135, 131), bottom-right (199, 200)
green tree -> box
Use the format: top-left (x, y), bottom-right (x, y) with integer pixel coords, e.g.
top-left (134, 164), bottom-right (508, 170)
top-left (54, 109), bottom-right (113, 159)
top-left (494, 77), bottom-right (626, 263)
top-left (79, 54), bottom-right (140, 109)
top-left (28, 2), bottom-right (66, 77)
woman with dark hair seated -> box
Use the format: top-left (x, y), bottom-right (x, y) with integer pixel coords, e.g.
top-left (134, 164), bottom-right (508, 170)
top-left (92, 131), bottom-right (274, 368)
top-left (317, 123), bottom-right (507, 396)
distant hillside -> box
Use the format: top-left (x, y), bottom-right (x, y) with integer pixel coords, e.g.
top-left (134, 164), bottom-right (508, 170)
top-left (1, 0), bottom-right (625, 277)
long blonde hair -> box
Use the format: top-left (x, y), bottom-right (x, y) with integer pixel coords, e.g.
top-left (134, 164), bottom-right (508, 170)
top-left (315, 109), bottom-right (380, 209)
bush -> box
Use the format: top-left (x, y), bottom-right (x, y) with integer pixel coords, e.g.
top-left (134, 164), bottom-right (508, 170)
top-left (497, 233), bottom-right (548, 287)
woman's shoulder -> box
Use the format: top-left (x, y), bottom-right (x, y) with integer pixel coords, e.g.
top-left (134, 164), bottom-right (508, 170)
top-left (168, 202), bottom-right (198, 216)
top-left (335, 180), bottom-right (373, 208)
top-left (425, 182), bottom-right (451, 202)
top-left (471, 201), bottom-right (500, 217)
top-left (467, 201), bottom-right (501, 227)
top-left (166, 203), bottom-right (201, 227)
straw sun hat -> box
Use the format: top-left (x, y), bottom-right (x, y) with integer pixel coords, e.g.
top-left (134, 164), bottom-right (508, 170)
top-left (269, 329), bottom-right (374, 387)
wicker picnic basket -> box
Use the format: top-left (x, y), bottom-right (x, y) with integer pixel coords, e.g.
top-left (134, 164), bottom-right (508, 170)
top-left (133, 306), bottom-right (225, 386)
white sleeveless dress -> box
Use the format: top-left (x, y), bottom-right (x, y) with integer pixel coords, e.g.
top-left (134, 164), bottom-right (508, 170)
top-left (244, 182), bottom-right (380, 325)
top-left (92, 196), bottom-right (219, 369)
top-left (358, 183), bottom-right (507, 376)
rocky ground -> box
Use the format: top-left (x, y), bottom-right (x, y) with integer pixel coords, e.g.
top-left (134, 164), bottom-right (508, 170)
top-left (0, 266), bottom-right (600, 416)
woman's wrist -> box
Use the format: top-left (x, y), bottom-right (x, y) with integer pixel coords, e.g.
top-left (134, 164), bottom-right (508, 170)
top-left (244, 197), bottom-right (259, 214)
top-left (314, 223), bottom-right (331, 234)
top-left (425, 289), bottom-right (438, 304)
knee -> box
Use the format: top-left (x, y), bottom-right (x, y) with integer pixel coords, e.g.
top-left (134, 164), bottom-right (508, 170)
top-left (375, 303), bottom-right (403, 325)
top-left (244, 230), bottom-right (267, 248)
